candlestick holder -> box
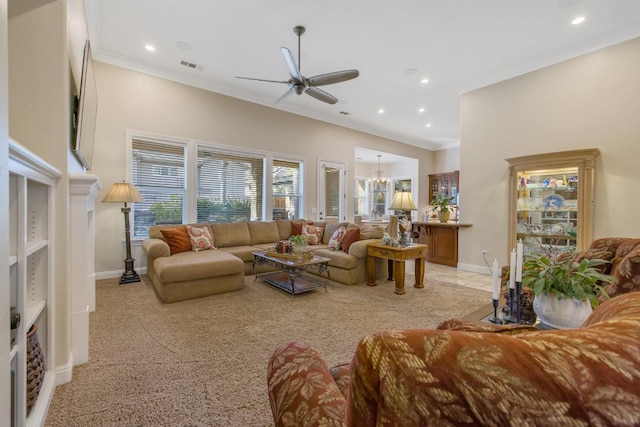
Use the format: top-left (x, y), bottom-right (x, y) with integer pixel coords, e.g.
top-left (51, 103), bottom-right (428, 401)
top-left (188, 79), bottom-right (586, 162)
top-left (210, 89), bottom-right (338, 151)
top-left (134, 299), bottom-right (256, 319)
top-left (515, 281), bottom-right (523, 324)
top-left (487, 298), bottom-right (504, 324)
top-left (503, 287), bottom-right (517, 323)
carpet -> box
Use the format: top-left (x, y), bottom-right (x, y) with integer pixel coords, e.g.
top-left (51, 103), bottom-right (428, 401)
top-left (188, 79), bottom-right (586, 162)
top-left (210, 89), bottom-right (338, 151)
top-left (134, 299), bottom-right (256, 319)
top-left (45, 271), bottom-right (491, 426)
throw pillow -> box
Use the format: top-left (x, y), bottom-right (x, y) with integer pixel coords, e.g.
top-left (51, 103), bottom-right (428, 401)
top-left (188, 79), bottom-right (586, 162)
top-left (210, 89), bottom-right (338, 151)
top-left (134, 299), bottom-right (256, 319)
top-left (160, 227), bottom-right (191, 255)
top-left (291, 220), bottom-right (312, 237)
top-left (302, 223), bottom-right (325, 245)
top-left (186, 225), bottom-right (215, 252)
top-left (342, 228), bottom-right (360, 253)
top-left (328, 226), bottom-right (347, 250)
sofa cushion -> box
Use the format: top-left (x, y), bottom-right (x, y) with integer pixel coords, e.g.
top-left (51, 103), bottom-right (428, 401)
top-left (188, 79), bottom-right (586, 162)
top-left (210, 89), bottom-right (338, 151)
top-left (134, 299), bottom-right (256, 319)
top-left (211, 221), bottom-right (251, 247)
top-left (276, 220), bottom-right (293, 240)
top-left (154, 250), bottom-right (243, 283)
top-left (248, 221), bottom-right (280, 245)
top-left (302, 223), bottom-right (325, 245)
top-left (187, 225), bottom-right (215, 251)
top-left (160, 227), bottom-right (191, 255)
top-left (328, 226), bottom-right (347, 250)
top-left (342, 228), bottom-right (360, 253)
top-left (360, 225), bottom-right (385, 240)
top-left (218, 245), bottom-right (260, 263)
top-left (314, 248), bottom-right (358, 269)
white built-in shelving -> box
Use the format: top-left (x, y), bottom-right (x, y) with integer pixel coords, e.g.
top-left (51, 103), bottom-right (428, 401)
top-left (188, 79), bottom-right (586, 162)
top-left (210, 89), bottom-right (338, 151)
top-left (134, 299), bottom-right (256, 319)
top-left (8, 139), bottom-right (60, 427)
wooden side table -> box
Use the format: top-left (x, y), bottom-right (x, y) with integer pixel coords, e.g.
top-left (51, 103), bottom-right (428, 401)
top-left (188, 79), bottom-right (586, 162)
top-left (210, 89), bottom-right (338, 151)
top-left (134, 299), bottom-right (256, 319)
top-left (366, 242), bottom-right (427, 294)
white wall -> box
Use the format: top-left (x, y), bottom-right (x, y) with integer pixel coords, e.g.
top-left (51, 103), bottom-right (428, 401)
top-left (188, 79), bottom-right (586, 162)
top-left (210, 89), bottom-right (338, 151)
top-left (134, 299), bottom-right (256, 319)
top-left (459, 37), bottom-right (640, 273)
top-left (92, 62), bottom-right (435, 275)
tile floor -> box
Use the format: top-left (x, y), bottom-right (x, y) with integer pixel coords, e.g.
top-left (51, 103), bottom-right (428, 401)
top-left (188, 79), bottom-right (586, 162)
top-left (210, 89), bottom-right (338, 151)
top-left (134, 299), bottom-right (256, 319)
top-left (423, 261), bottom-right (493, 292)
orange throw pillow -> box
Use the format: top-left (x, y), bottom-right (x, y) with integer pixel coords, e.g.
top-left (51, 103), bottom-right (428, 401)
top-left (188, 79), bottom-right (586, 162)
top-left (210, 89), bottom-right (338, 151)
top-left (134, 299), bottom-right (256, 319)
top-left (342, 228), bottom-right (360, 253)
top-left (160, 227), bottom-right (191, 255)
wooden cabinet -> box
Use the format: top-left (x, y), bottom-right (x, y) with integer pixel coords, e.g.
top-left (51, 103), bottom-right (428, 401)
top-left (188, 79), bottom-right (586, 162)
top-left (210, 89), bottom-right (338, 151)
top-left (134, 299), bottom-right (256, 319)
top-left (506, 149), bottom-right (599, 254)
top-left (428, 171), bottom-right (459, 203)
top-left (8, 139), bottom-right (60, 426)
top-left (413, 222), bottom-right (472, 267)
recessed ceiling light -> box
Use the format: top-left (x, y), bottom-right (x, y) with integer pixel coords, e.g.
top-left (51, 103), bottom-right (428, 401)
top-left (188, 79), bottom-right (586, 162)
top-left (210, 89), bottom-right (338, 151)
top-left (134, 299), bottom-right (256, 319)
top-left (425, 123), bottom-right (432, 127)
top-left (145, 44), bottom-right (156, 52)
top-left (378, 109), bottom-right (385, 114)
top-left (572, 16), bottom-right (586, 25)
top-left (421, 78), bottom-right (429, 84)
top-left (418, 107), bottom-right (425, 113)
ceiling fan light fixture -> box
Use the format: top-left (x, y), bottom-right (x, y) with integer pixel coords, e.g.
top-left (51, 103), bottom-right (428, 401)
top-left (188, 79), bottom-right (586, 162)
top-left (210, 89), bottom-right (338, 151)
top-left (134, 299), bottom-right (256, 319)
top-left (236, 25), bottom-right (359, 105)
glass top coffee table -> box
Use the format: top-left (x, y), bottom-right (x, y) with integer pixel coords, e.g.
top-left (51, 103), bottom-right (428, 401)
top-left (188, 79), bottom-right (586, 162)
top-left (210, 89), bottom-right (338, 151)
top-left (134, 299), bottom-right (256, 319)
top-left (252, 251), bottom-right (331, 297)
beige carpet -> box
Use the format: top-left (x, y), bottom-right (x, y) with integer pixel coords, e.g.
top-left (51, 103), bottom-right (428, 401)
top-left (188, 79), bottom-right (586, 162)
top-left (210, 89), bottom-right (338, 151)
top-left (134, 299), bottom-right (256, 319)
top-left (45, 270), bottom-right (491, 426)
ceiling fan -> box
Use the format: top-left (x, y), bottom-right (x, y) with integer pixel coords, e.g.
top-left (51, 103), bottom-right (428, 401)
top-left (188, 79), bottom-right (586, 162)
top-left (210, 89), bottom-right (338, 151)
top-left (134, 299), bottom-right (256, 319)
top-left (236, 25), bottom-right (359, 105)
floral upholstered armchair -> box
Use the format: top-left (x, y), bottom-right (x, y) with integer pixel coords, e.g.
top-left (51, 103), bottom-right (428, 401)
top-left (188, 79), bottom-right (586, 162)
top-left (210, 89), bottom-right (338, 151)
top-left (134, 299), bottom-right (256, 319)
top-left (267, 292), bottom-right (640, 426)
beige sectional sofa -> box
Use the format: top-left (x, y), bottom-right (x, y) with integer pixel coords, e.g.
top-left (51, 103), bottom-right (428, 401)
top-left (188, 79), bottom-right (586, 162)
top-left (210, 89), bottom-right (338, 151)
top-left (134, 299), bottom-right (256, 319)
top-left (142, 218), bottom-right (396, 303)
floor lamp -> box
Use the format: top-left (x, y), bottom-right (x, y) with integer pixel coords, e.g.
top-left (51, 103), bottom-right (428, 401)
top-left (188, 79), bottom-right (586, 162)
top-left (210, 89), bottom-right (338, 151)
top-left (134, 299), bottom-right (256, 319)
top-left (102, 182), bottom-right (144, 284)
top-left (389, 191), bottom-right (417, 245)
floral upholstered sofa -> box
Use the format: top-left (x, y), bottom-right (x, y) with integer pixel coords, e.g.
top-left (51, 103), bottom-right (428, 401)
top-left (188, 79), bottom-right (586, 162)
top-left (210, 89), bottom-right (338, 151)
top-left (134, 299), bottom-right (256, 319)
top-left (267, 291), bottom-right (640, 426)
top-left (142, 218), bottom-right (395, 303)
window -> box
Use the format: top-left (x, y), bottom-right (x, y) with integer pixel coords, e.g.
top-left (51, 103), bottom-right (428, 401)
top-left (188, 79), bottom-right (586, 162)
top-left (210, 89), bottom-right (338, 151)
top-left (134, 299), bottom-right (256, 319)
top-left (196, 146), bottom-right (264, 223)
top-left (129, 133), bottom-right (303, 236)
top-left (273, 159), bottom-right (302, 220)
top-left (131, 139), bottom-right (186, 237)
top-left (354, 178), bottom-right (368, 215)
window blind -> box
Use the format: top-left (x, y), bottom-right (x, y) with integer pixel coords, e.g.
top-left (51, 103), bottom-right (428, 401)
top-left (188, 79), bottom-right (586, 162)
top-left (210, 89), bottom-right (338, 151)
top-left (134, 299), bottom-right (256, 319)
top-left (273, 159), bottom-right (302, 219)
top-left (131, 139), bottom-right (186, 237)
top-left (196, 146), bottom-right (264, 222)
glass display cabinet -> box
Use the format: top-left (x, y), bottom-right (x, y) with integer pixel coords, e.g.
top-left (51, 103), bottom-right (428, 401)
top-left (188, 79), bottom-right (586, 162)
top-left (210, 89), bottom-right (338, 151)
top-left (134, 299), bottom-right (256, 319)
top-left (506, 149), bottom-right (599, 255)
top-left (428, 171), bottom-right (459, 203)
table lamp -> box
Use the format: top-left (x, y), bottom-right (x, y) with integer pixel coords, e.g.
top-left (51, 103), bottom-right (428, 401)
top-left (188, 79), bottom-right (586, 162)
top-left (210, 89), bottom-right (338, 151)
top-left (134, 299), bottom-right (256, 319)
top-left (102, 182), bottom-right (144, 284)
top-left (389, 191), bottom-right (417, 244)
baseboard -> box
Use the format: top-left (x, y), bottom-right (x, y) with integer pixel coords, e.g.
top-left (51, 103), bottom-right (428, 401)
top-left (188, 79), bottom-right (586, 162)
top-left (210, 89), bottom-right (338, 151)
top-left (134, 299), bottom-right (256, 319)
top-left (95, 267), bottom-right (147, 280)
top-left (55, 355), bottom-right (74, 385)
top-left (457, 262), bottom-right (491, 276)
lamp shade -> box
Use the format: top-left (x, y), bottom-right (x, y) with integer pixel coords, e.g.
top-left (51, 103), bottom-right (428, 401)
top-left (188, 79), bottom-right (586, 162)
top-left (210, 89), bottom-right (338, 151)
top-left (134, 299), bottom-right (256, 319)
top-left (389, 191), bottom-right (417, 211)
top-left (102, 182), bottom-right (144, 203)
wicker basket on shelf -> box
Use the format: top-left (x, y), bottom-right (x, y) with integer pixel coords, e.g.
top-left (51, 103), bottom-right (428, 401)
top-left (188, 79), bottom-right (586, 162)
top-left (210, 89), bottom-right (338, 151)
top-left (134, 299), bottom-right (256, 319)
top-left (26, 324), bottom-right (45, 415)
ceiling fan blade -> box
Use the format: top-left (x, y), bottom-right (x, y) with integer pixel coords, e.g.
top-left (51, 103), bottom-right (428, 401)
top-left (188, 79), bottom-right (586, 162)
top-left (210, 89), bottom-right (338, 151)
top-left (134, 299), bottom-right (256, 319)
top-left (281, 47), bottom-right (303, 83)
top-left (275, 89), bottom-right (294, 104)
top-left (305, 87), bottom-right (338, 104)
top-left (307, 69), bottom-right (360, 87)
top-left (235, 76), bottom-right (289, 84)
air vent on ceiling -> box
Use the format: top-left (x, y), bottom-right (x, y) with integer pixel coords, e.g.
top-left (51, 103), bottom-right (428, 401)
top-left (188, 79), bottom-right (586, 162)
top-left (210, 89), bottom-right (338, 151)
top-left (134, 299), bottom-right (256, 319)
top-left (180, 60), bottom-right (203, 71)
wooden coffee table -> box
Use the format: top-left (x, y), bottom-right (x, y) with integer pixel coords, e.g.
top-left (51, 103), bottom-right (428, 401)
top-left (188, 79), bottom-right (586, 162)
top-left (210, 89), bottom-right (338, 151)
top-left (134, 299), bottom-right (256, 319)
top-left (252, 251), bottom-right (330, 297)
top-left (366, 242), bottom-right (427, 295)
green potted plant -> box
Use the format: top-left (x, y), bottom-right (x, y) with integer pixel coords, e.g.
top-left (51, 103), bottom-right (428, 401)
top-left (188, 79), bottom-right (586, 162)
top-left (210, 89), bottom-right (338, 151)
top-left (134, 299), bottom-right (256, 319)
top-left (429, 194), bottom-right (456, 223)
top-left (522, 250), bottom-right (616, 328)
top-left (289, 235), bottom-right (308, 255)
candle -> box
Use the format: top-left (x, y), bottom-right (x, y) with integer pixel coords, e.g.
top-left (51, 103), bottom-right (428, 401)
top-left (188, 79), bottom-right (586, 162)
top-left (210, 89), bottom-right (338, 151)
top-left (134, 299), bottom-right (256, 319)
top-left (492, 258), bottom-right (499, 300)
top-left (515, 240), bottom-right (523, 282)
top-left (509, 248), bottom-right (516, 290)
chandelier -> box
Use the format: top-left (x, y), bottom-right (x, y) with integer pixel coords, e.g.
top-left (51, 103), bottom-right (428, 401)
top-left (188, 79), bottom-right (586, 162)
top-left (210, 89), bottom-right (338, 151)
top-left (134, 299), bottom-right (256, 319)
top-left (374, 154), bottom-right (387, 185)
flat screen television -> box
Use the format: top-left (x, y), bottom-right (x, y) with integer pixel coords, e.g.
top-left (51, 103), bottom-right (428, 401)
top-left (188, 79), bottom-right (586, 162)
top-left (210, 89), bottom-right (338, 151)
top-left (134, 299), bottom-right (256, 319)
top-left (72, 40), bottom-right (98, 170)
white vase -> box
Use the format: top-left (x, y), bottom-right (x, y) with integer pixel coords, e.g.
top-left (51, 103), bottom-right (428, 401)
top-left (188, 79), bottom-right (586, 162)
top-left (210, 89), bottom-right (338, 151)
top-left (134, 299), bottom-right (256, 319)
top-left (292, 244), bottom-right (307, 255)
top-left (532, 293), bottom-right (593, 329)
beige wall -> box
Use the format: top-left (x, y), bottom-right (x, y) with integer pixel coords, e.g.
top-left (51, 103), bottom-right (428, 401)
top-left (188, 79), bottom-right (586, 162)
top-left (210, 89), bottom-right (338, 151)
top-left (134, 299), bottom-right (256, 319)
top-left (433, 147), bottom-right (460, 173)
top-left (92, 62), bottom-right (435, 275)
top-left (459, 37), bottom-right (640, 273)
top-left (8, 0), bottom-right (72, 376)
